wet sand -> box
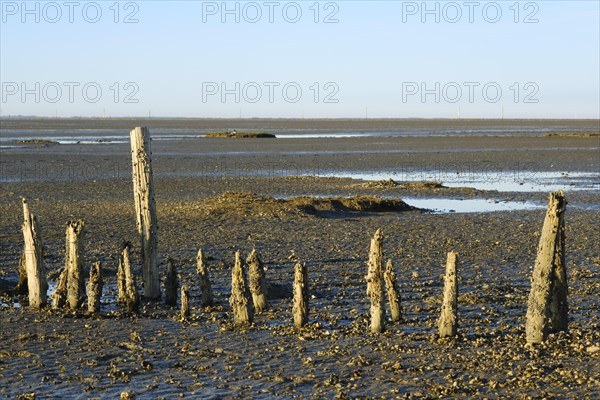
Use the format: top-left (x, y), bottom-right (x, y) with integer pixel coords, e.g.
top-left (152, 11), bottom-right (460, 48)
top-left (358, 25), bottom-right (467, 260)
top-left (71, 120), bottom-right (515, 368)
top-left (0, 119), bottom-right (599, 399)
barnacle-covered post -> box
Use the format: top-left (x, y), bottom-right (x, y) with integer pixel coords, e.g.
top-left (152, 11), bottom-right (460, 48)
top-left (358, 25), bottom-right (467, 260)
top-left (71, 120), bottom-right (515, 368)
top-left (247, 248), bottom-right (268, 313)
top-left (438, 251), bottom-right (458, 338)
top-left (366, 229), bottom-right (385, 333)
top-left (21, 198), bottom-right (47, 308)
top-left (384, 259), bottom-right (401, 322)
top-left (230, 251), bottom-right (253, 326)
top-left (526, 190), bottom-right (568, 344)
top-left (87, 261), bottom-right (103, 314)
top-left (292, 262), bottom-right (309, 327)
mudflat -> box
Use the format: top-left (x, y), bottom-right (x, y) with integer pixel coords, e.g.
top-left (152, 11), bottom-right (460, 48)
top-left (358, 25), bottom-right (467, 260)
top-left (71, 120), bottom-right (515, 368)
top-left (0, 118), bottom-right (599, 399)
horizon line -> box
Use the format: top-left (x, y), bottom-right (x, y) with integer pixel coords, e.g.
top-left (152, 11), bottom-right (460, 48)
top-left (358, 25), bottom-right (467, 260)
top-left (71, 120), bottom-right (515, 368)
top-left (1, 116), bottom-right (599, 122)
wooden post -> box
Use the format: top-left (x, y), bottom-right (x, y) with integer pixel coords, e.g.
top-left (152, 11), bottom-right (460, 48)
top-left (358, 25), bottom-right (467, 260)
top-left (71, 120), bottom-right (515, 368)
top-left (130, 127), bottom-right (159, 300)
top-left (14, 252), bottom-right (28, 295)
top-left (181, 286), bottom-right (190, 320)
top-left (116, 243), bottom-right (127, 303)
top-left (21, 198), bottom-right (47, 308)
top-left (52, 267), bottom-right (68, 309)
top-left (247, 248), bottom-right (268, 313)
top-left (87, 261), bottom-right (103, 314)
top-left (196, 248), bottom-right (213, 307)
top-left (366, 229), bottom-right (385, 333)
top-left (120, 242), bottom-right (139, 312)
top-left (292, 262), bottom-right (309, 327)
top-left (549, 198), bottom-right (568, 333)
top-left (526, 191), bottom-right (568, 344)
top-left (438, 251), bottom-right (458, 338)
top-left (165, 258), bottom-right (178, 307)
top-left (384, 259), bottom-right (402, 322)
top-left (229, 251), bottom-right (253, 326)
top-left (65, 220), bottom-right (86, 310)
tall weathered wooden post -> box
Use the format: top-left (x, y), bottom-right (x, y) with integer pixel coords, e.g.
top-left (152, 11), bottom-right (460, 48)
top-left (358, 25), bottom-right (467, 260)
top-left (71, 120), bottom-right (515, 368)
top-left (130, 127), bottom-right (159, 300)
top-left (438, 251), bottom-right (458, 338)
top-left (65, 220), bottom-right (86, 310)
top-left (366, 229), bottom-right (385, 333)
top-left (21, 198), bottom-right (47, 308)
top-left (526, 190), bottom-right (568, 344)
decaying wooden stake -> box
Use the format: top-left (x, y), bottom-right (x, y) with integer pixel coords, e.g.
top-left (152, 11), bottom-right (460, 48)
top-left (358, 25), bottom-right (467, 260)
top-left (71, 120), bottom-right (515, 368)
top-left (196, 248), bottom-right (213, 307)
top-left (292, 262), bottom-right (309, 327)
top-left (120, 242), bottom-right (139, 312)
top-left (65, 220), bottom-right (86, 310)
top-left (52, 267), bottom-right (68, 309)
top-left (384, 259), bottom-right (402, 322)
top-left (21, 198), bottom-right (47, 308)
top-left (87, 261), bottom-right (103, 314)
top-left (366, 229), bottom-right (385, 333)
top-left (438, 251), bottom-right (458, 338)
top-left (229, 251), bottom-right (254, 326)
top-left (116, 241), bottom-right (129, 303)
top-left (247, 248), bottom-right (268, 313)
top-left (165, 258), bottom-right (178, 307)
top-left (130, 127), bottom-right (159, 300)
top-left (14, 252), bottom-right (28, 295)
top-left (549, 198), bottom-right (568, 333)
top-left (181, 286), bottom-right (190, 320)
top-left (526, 190), bottom-right (568, 344)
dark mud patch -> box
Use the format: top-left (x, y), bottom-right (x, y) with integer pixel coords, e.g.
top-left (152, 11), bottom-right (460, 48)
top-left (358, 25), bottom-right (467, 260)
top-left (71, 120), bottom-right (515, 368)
top-left (0, 277), bottom-right (15, 293)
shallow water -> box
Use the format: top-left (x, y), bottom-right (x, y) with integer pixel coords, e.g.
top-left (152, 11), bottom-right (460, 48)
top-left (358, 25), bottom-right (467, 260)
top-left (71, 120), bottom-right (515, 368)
top-left (316, 171), bottom-right (599, 193)
top-left (274, 194), bottom-right (544, 213)
top-left (1, 124), bottom-right (595, 144)
top-left (402, 197), bottom-right (543, 213)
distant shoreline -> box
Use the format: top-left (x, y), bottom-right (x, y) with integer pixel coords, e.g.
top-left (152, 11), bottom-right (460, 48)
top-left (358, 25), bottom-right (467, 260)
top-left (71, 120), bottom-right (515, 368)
top-left (1, 117), bottom-right (598, 133)
top-left (2, 116), bottom-right (598, 121)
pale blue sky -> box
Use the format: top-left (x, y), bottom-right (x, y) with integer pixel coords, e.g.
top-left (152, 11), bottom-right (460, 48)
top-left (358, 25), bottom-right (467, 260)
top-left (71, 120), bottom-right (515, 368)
top-left (1, 1), bottom-right (598, 118)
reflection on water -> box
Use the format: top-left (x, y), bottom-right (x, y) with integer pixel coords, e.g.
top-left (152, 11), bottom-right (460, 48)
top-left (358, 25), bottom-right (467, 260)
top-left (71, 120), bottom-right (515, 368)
top-left (402, 197), bottom-right (543, 213)
top-left (0, 134), bottom-right (207, 145)
top-left (275, 194), bottom-right (544, 214)
top-left (317, 171), bottom-right (599, 193)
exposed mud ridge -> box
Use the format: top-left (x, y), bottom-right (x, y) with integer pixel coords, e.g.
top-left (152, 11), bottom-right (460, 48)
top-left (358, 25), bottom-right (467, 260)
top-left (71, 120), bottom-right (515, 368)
top-left (205, 131), bottom-right (276, 138)
top-left (351, 179), bottom-right (447, 190)
top-left (13, 139), bottom-right (60, 145)
top-left (544, 132), bottom-right (600, 137)
top-left (288, 195), bottom-right (418, 214)
top-left (192, 192), bottom-right (418, 218)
